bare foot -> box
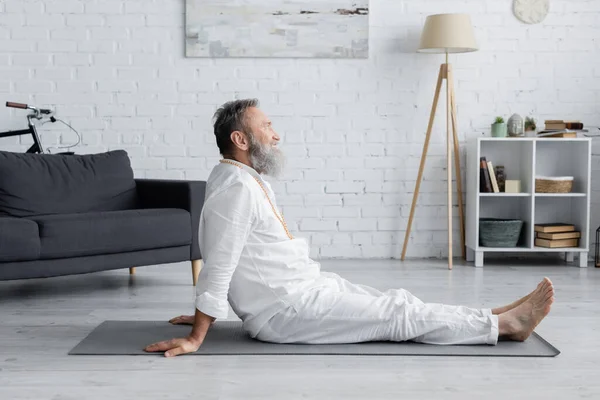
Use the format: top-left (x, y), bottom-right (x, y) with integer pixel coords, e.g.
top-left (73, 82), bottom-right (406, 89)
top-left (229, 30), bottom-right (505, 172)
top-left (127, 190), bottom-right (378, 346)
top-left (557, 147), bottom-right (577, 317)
top-left (498, 278), bottom-right (554, 341)
top-left (169, 315), bottom-right (195, 325)
top-left (492, 277), bottom-right (551, 315)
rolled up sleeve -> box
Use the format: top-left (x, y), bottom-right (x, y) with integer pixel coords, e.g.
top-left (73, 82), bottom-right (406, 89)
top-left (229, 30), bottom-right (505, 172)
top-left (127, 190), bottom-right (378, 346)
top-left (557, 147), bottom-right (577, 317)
top-left (195, 182), bottom-right (256, 319)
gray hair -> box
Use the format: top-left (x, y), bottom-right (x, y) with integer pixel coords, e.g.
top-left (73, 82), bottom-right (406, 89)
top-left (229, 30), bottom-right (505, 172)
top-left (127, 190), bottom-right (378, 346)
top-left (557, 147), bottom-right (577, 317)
top-left (212, 98), bottom-right (259, 156)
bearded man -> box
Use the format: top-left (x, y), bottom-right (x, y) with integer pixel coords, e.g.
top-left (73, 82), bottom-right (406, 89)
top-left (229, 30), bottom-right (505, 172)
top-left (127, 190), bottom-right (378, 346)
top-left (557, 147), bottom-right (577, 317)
top-left (144, 99), bottom-right (554, 357)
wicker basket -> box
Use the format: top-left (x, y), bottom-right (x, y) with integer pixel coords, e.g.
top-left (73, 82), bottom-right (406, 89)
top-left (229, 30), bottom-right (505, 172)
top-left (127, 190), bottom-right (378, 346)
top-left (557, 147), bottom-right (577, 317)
top-left (479, 218), bottom-right (523, 247)
top-left (535, 176), bottom-right (573, 193)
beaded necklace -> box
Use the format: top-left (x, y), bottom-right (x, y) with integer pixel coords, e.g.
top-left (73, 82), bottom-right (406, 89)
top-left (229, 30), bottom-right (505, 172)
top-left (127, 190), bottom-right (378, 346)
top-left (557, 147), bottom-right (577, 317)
top-left (220, 159), bottom-right (293, 240)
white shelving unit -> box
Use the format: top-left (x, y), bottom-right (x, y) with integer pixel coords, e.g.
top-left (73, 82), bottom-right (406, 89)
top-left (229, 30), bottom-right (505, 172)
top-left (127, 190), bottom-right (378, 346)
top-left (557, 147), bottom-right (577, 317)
top-left (466, 137), bottom-right (592, 267)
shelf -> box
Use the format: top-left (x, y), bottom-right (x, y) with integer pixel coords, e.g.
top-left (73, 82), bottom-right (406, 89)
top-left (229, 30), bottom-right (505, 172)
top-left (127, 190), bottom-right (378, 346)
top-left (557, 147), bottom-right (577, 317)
top-left (477, 246), bottom-right (588, 252)
top-left (478, 140), bottom-right (534, 194)
top-left (534, 193), bottom-right (586, 197)
top-left (535, 140), bottom-right (590, 194)
top-left (480, 193), bottom-right (530, 197)
top-left (476, 246), bottom-right (531, 252)
top-left (479, 192), bottom-right (586, 197)
top-left (478, 137), bottom-right (590, 142)
top-left (532, 247), bottom-right (588, 252)
top-left (466, 136), bottom-right (591, 267)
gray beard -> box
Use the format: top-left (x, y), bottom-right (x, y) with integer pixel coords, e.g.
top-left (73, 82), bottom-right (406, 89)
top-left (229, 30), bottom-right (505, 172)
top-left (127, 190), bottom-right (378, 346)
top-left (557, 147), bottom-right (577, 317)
top-left (247, 133), bottom-right (286, 178)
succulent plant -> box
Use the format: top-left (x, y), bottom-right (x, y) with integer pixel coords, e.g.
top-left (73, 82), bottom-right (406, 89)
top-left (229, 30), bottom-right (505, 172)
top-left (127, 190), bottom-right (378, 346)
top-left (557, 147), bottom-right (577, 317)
top-left (525, 116), bottom-right (536, 130)
top-left (494, 116), bottom-right (505, 124)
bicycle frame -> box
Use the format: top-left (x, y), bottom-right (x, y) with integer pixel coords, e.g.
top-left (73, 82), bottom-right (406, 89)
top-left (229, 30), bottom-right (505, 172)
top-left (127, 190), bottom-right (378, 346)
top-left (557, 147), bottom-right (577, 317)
top-left (0, 116), bottom-right (43, 153)
top-left (0, 102), bottom-right (48, 153)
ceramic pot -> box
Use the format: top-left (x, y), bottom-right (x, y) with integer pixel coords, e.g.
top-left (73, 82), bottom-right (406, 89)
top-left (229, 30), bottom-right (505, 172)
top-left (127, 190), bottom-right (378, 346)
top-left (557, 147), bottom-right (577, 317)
top-left (491, 123), bottom-right (507, 137)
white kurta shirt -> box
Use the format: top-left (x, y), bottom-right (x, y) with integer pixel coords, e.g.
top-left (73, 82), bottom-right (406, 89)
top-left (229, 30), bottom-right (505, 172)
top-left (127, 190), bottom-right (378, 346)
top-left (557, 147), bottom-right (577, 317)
top-left (195, 159), bottom-right (321, 334)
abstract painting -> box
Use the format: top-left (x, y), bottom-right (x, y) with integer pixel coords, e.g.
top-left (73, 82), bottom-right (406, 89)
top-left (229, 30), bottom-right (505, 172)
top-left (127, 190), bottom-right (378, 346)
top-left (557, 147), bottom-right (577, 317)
top-left (185, 0), bottom-right (369, 58)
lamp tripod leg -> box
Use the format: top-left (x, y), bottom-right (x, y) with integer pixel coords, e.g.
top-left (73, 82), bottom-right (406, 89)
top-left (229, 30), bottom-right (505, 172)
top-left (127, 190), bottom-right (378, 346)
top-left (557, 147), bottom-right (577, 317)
top-left (445, 63), bottom-right (452, 270)
top-left (401, 65), bottom-right (445, 261)
top-left (448, 67), bottom-right (466, 260)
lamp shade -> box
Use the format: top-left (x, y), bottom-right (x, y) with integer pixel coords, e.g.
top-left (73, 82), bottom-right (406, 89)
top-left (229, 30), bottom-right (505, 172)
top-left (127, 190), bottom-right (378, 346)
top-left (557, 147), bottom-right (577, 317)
top-left (417, 13), bottom-right (478, 54)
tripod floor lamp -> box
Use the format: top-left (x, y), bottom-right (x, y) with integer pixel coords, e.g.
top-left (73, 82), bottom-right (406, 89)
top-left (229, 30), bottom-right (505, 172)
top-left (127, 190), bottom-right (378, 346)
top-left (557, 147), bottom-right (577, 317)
top-left (401, 14), bottom-right (478, 270)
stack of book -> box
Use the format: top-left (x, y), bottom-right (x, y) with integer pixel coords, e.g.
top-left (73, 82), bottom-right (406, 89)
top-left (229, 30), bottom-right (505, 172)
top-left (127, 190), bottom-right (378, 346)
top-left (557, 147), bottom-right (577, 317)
top-left (534, 223), bottom-right (580, 248)
top-left (479, 156), bottom-right (500, 193)
top-left (537, 120), bottom-right (586, 138)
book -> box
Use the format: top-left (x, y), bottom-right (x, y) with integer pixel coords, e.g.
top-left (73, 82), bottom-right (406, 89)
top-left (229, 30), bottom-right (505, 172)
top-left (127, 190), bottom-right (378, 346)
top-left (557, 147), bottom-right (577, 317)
top-left (537, 131), bottom-right (578, 138)
top-left (536, 231), bottom-right (581, 240)
top-left (566, 121), bottom-right (584, 130)
top-left (487, 161), bottom-right (499, 193)
top-left (535, 238), bottom-right (579, 248)
top-left (479, 157), bottom-right (492, 192)
top-left (548, 133), bottom-right (577, 138)
top-left (544, 120), bottom-right (584, 130)
top-left (534, 223), bottom-right (576, 233)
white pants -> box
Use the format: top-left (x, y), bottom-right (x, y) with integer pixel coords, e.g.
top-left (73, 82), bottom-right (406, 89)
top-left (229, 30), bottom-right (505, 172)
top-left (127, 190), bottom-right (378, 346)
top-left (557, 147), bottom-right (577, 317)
top-left (253, 272), bottom-right (499, 346)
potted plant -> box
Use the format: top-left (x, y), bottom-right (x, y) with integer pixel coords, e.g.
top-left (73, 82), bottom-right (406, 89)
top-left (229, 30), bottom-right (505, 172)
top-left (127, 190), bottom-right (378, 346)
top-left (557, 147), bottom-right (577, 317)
top-left (491, 116), bottom-right (507, 137)
top-left (525, 116), bottom-right (537, 133)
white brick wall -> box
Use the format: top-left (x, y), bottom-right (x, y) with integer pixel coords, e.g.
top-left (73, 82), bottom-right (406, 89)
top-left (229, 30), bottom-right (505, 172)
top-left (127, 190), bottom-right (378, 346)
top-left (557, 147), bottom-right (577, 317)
top-left (0, 0), bottom-right (599, 260)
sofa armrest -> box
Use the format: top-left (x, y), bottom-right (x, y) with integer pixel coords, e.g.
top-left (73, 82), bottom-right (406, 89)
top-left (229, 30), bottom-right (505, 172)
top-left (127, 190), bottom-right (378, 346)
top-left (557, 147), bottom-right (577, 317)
top-left (0, 216), bottom-right (41, 262)
top-left (135, 179), bottom-right (207, 260)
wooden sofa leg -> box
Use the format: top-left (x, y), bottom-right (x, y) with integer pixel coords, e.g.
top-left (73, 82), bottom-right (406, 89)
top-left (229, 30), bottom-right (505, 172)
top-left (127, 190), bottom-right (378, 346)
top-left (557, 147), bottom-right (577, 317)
top-left (192, 260), bottom-right (202, 286)
top-left (129, 267), bottom-right (136, 275)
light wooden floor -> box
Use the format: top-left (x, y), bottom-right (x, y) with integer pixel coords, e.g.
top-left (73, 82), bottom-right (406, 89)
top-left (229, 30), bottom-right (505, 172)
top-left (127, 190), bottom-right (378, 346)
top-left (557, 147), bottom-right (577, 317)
top-left (1, 256), bottom-right (599, 399)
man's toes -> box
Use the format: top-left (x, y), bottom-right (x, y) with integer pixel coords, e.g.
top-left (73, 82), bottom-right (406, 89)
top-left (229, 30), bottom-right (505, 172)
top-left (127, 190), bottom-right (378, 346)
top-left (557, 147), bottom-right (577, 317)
top-left (535, 279), bottom-right (548, 294)
top-left (536, 280), bottom-right (544, 290)
top-left (543, 298), bottom-right (554, 314)
top-left (541, 278), bottom-right (551, 289)
top-left (542, 283), bottom-right (554, 295)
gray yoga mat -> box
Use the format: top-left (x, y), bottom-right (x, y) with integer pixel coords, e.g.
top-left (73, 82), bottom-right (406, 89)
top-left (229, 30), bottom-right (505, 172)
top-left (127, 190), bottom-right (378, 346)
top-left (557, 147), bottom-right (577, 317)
top-left (69, 320), bottom-right (560, 357)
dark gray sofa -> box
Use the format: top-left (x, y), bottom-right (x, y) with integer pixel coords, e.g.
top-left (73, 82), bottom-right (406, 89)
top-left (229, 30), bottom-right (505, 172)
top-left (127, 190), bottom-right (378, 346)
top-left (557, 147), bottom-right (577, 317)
top-left (0, 149), bottom-right (206, 284)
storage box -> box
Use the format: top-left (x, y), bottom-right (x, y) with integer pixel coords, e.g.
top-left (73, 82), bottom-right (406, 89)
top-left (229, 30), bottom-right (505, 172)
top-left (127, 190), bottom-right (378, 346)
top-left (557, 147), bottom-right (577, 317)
top-left (479, 218), bottom-right (523, 247)
top-left (535, 176), bottom-right (573, 193)
top-left (505, 180), bottom-right (521, 193)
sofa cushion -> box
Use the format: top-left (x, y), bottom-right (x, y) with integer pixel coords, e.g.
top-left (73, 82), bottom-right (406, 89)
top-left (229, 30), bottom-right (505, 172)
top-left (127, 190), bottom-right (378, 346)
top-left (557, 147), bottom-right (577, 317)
top-left (0, 150), bottom-right (138, 217)
top-left (30, 209), bottom-right (192, 260)
top-left (0, 217), bottom-right (41, 262)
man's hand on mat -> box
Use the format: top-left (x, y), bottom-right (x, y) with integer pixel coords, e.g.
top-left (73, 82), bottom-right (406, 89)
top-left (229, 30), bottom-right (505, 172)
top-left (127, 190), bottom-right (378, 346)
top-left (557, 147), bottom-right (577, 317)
top-left (169, 315), bottom-right (195, 325)
top-left (169, 314), bottom-right (215, 326)
top-left (145, 309), bottom-right (215, 357)
top-left (144, 336), bottom-right (202, 357)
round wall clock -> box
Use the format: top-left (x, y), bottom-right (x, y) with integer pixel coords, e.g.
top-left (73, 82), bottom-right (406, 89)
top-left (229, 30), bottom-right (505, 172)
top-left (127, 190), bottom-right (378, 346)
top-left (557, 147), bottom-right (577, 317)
top-left (513, 0), bottom-right (550, 24)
